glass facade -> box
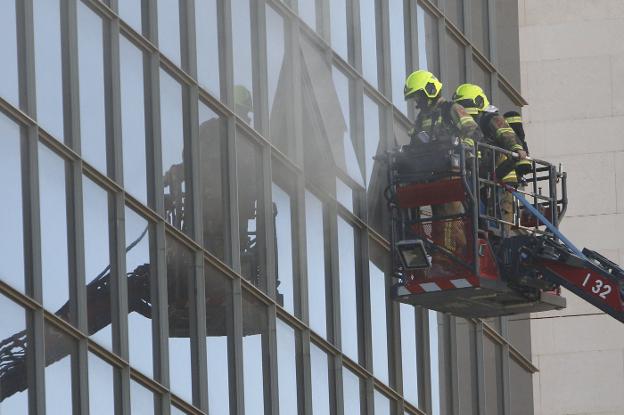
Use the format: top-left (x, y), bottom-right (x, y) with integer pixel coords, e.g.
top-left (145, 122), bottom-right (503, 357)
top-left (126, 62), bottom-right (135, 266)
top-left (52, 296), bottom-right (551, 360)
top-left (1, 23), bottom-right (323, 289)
top-left (0, 0), bottom-right (532, 414)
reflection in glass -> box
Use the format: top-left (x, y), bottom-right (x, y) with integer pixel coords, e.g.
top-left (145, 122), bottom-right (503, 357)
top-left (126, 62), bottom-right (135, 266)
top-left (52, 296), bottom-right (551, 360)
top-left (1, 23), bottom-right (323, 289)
top-left (120, 36), bottom-right (149, 205)
top-left (125, 207), bottom-right (154, 378)
top-left (232, 0), bottom-right (254, 126)
top-left (39, 143), bottom-right (70, 316)
top-left (198, 103), bottom-right (228, 262)
top-left (34, 0), bottom-right (64, 140)
top-left (171, 405), bottom-right (187, 415)
top-left (400, 304), bottom-right (418, 406)
top-left (0, 295), bottom-right (29, 412)
top-left (119, 0), bottom-right (142, 33)
top-left (0, 116), bottom-right (24, 292)
top-left (444, 32), bottom-right (465, 100)
top-left (374, 391), bottom-right (391, 415)
top-left (160, 69), bottom-right (188, 233)
top-left (337, 217), bottom-right (358, 361)
top-left (360, 0), bottom-right (378, 87)
top-left (305, 191), bottom-right (328, 338)
top-left (330, 0), bottom-right (348, 60)
top-left (310, 344), bottom-right (330, 415)
top-left (0, 0), bottom-right (19, 107)
top-left (88, 352), bottom-right (115, 415)
top-left (242, 291), bottom-right (268, 414)
top-left (276, 319), bottom-right (299, 414)
top-left (131, 379), bottom-right (155, 415)
top-left (44, 323), bottom-right (74, 415)
top-left (342, 367), bottom-right (361, 415)
top-left (166, 236), bottom-right (194, 403)
top-left (82, 176), bottom-right (113, 350)
top-left (77, 2), bottom-right (107, 174)
top-left (266, 6), bottom-right (285, 116)
top-left (157, 0), bottom-right (182, 66)
top-left (195, 0), bottom-right (220, 95)
top-left (471, 0), bottom-right (490, 56)
top-left (299, 0), bottom-right (316, 31)
top-left (369, 260), bottom-right (389, 384)
top-left (272, 183), bottom-right (295, 312)
top-left (336, 178), bottom-right (354, 213)
top-left (204, 262), bottom-right (232, 415)
top-left (429, 310), bottom-right (441, 415)
top-left (237, 136), bottom-right (266, 291)
top-left (389, 0), bottom-right (407, 113)
top-left (417, 5), bottom-right (440, 76)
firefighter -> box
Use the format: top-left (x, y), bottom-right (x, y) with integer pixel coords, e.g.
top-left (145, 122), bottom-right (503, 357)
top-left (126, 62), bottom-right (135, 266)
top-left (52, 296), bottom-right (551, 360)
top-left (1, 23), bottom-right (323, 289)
top-left (452, 83), bottom-right (527, 234)
top-left (504, 110), bottom-right (532, 178)
top-left (404, 70), bottom-right (483, 269)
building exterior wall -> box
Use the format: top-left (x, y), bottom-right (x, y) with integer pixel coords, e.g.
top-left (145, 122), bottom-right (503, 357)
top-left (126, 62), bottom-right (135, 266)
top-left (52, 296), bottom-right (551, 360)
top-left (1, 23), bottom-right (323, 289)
top-left (0, 1), bottom-right (531, 414)
top-left (519, 1), bottom-right (624, 414)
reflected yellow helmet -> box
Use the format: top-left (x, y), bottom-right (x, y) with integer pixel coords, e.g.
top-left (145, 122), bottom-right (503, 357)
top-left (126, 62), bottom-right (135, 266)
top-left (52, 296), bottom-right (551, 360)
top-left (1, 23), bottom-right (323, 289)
top-left (404, 70), bottom-right (442, 101)
top-left (452, 83), bottom-right (490, 115)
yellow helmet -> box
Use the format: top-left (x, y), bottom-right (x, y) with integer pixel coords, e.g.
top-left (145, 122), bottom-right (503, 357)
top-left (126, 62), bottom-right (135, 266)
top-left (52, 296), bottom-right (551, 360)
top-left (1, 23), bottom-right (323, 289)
top-left (452, 83), bottom-right (490, 115)
top-left (404, 70), bottom-right (442, 101)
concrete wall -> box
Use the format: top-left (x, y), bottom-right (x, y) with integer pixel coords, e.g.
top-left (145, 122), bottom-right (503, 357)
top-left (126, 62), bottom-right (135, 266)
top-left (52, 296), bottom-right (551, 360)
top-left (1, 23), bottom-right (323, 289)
top-left (518, 1), bottom-right (624, 414)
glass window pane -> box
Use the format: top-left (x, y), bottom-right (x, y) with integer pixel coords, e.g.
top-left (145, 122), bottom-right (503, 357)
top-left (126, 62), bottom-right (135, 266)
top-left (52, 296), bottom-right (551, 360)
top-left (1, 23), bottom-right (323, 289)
top-left (157, 0), bottom-right (181, 66)
top-left (39, 143), bottom-right (70, 316)
top-left (131, 379), bottom-right (155, 415)
top-left (125, 207), bottom-right (154, 378)
top-left (510, 359), bottom-right (533, 415)
top-left (363, 96), bottom-right (387, 232)
top-left (299, 0), bottom-right (316, 31)
top-left (374, 391), bottom-right (391, 415)
top-left (44, 323), bottom-right (74, 415)
top-left (119, 0), bottom-right (142, 33)
top-left (446, 0), bottom-right (464, 31)
top-left (389, 0), bottom-right (407, 113)
top-left (472, 59), bottom-right (491, 98)
top-left (82, 176), bottom-right (113, 350)
top-left (160, 69), bottom-right (188, 233)
top-left (237, 135), bottom-right (267, 291)
top-left (0, 295), bottom-right (30, 412)
top-left (231, 0), bottom-right (255, 126)
top-left (195, 0), bottom-right (220, 96)
top-left (199, 102), bottom-right (228, 261)
top-left (171, 405), bottom-right (188, 415)
top-left (120, 36), bottom-right (149, 205)
top-left (484, 337), bottom-right (503, 414)
top-left (429, 310), bottom-right (441, 415)
top-left (471, 0), bottom-right (490, 57)
top-left (456, 319), bottom-right (478, 415)
top-left (272, 182), bottom-right (295, 313)
top-left (276, 319), bottom-right (299, 414)
top-left (34, 0), bottom-right (64, 140)
top-left (417, 5), bottom-right (440, 76)
top-left (337, 217), bottom-right (358, 361)
top-left (0, 0), bottom-right (19, 107)
top-left (443, 32), bottom-right (465, 99)
top-left (360, 0), bottom-right (378, 87)
top-left (342, 367), bottom-right (362, 415)
top-left (0, 115), bottom-right (24, 293)
top-left (336, 178), bottom-right (354, 213)
top-left (310, 344), bottom-right (330, 415)
top-left (266, 6), bottom-right (285, 116)
top-left (369, 256), bottom-right (389, 384)
top-left (305, 191), bottom-right (328, 338)
top-left (330, 0), bottom-right (348, 60)
top-left (205, 262), bottom-right (233, 415)
top-left (88, 352), bottom-right (115, 415)
top-left (166, 236), bottom-right (194, 403)
top-left (400, 304), bottom-right (418, 406)
top-left (495, 0), bottom-right (520, 88)
top-left (77, 2), bottom-right (107, 174)
top-left (242, 291), bottom-right (268, 414)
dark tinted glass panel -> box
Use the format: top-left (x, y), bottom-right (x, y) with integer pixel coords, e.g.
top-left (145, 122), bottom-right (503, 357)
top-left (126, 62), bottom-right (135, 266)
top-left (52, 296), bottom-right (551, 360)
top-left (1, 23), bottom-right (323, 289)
top-left (472, 58), bottom-right (492, 98)
top-left (44, 323), bottom-right (74, 415)
top-left (0, 0), bottom-right (19, 107)
top-left (131, 379), bottom-right (155, 415)
top-left (360, 0), bottom-right (378, 87)
top-left (310, 343), bottom-right (330, 415)
top-left (471, 0), bottom-right (490, 57)
top-left (231, 0), bottom-right (255, 126)
top-left (82, 176), bottom-right (113, 350)
top-left (0, 295), bottom-right (30, 412)
top-left (305, 191), bottom-right (328, 338)
top-left (118, 0), bottom-right (142, 33)
top-left (417, 5), bottom-right (440, 76)
top-left (77, 2), bottom-right (107, 174)
top-left (120, 36), bottom-right (149, 205)
top-left (330, 0), bottom-right (348, 60)
top-left (0, 115), bottom-right (24, 293)
top-left (446, 0), bottom-right (464, 30)
top-left (497, 87), bottom-right (521, 115)
top-left (160, 70), bottom-right (188, 233)
top-left (125, 207), bottom-right (154, 378)
top-left (237, 135), bottom-right (267, 291)
top-left (342, 367), bottom-right (362, 414)
top-left (157, 0), bottom-right (182, 66)
top-left (242, 290), bottom-right (268, 414)
top-left (495, 0), bottom-right (521, 88)
top-left (88, 352), bottom-right (115, 414)
top-left (276, 319), bottom-right (299, 414)
top-left (272, 181), bottom-right (296, 313)
top-left (166, 236), bottom-right (194, 403)
top-left (204, 262), bottom-right (232, 414)
top-left (484, 337), bottom-right (503, 414)
top-left (337, 217), bottom-right (358, 361)
top-left (198, 102), bottom-right (228, 262)
top-left (195, 0), bottom-right (220, 96)
top-left (34, 0), bottom-right (64, 140)
top-left (444, 32), bottom-right (465, 99)
top-left (39, 143), bottom-right (70, 316)
top-left (388, 0), bottom-right (407, 113)
top-left (400, 304), bottom-right (418, 406)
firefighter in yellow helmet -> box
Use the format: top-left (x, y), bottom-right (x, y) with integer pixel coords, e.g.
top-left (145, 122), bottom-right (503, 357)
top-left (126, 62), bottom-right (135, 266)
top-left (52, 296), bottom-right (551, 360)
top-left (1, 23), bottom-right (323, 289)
top-left (452, 83), bottom-right (527, 234)
top-left (404, 70), bottom-right (483, 270)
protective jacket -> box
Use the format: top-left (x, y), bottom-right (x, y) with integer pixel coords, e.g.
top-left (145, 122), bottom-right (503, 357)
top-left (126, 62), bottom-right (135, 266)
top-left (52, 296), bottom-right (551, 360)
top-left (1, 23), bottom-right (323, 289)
top-left (477, 108), bottom-right (524, 183)
top-left (411, 98), bottom-right (483, 146)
